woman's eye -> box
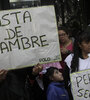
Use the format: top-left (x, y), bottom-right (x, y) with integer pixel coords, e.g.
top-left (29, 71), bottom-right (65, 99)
top-left (55, 71), bottom-right (59, 74)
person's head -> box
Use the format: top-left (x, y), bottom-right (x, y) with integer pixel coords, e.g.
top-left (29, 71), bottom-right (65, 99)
top-left (71, 29), bottom-right (90, 73)
top-left (77, 31), bottom-right (90, 56)
top-left (73, 30), bottom-right (90, 58)
top-left (45, 67), bottom-right (64, 82)
top-left (58, 26), bottom-right (70, 44)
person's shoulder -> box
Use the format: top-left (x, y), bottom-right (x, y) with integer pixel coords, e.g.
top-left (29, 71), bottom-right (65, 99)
top-left (48, 82), bottom-right (55, 88)
top-left (48, 82), bottom-right (57, 91)
top-left (47, 83), bottom-right (55, 94)
top-left (64, 53), bottom-right (73, 68)
top-left (65, 53), bottom-right (73, 61)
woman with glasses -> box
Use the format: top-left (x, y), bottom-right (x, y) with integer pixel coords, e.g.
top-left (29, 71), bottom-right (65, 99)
top-left (58, 26), bottom-right (73, 70)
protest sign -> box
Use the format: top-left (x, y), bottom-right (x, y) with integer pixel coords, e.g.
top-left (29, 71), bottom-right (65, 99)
top-left (70, 69), bottom-right (90, 100)
top-left (0, 6), bottom-right (61, 70)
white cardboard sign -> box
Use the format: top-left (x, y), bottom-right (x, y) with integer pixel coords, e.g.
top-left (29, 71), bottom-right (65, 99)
top-left (0, 6), bottom-right (61, 70)
top-left (70, 69), bottom-right (90, 100)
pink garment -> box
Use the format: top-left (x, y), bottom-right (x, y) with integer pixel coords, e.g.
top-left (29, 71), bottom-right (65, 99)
top-left (39, 62), bottom-right (62, 74)
top-left (60, 42), bottom-right (73, 51)
top-left (60, 42), bottom-right (73, 69)
top-left (66, 43), bottom-right (73, 51)
top-left (42, 62), bottom-right (62, 70)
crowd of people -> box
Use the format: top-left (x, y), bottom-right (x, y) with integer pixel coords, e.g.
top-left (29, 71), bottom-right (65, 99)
top-left (0, 25), bottom-right (90, 100)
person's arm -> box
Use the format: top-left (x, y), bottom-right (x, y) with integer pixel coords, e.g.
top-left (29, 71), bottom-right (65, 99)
top-left (32, 64), bottom-right (43, 75)
top-left (28, 64), bottom-right (43, 80)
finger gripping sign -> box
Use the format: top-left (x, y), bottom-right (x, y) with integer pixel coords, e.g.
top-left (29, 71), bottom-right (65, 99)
top-left (70, 69), bottom-right (90, 100)
top-left (0, 6), bottom-right (61, 70)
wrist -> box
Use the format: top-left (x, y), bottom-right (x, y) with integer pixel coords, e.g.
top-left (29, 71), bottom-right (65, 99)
top-left (66, 50), bottom-right (71, 54)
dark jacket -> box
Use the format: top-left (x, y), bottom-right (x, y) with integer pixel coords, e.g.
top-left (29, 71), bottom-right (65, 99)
top-left (47, 82), bottom-right (69, 100)
top-left (0, 67), bottom-right (35, 100)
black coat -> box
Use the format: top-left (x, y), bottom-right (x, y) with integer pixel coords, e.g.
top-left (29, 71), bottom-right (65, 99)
top-left (0, 67), bottom-right (35, 100)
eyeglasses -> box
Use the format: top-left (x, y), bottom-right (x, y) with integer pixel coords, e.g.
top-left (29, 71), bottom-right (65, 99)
top-left (59, 33), bottom-right (67, 37)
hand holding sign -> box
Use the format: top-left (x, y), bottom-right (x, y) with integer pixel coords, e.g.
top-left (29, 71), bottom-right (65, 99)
top-left (0, 69), bottom-right (8, 82)
top-left (32, 63), bottom-right (43, 75)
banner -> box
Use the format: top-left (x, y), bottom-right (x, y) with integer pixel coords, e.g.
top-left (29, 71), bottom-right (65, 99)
top-left (70, 69), bottom-right (90, 100)
top-left (0, 6), bottom-right (61, 70)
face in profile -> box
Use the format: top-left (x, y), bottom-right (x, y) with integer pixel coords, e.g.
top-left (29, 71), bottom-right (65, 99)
top-left (50, 69), bottom-right (64, 82)
top-left (79, 41), bottom-right (90, 55)
top-left (58, 30), bottom-right (69, 44)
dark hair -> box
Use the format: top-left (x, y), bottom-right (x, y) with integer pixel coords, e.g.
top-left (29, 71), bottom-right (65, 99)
top-left (58, 26), bottom-right (70, 36)
top-left (45, 67), bottom-right (58, 79)
top-left (71, 30), bottom-right (90, 73)
top-left (43, 67), bottom-right (58, 90)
